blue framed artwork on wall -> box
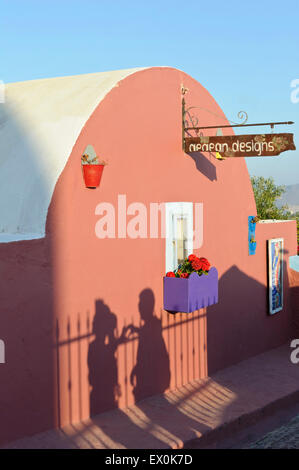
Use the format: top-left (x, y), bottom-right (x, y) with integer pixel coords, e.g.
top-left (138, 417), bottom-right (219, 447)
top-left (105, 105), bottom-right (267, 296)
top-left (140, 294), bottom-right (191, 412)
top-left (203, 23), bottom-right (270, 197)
top-left (268, 238), bottom-right (284, 315)
top-left (248, 216), bottom-right (257, 255)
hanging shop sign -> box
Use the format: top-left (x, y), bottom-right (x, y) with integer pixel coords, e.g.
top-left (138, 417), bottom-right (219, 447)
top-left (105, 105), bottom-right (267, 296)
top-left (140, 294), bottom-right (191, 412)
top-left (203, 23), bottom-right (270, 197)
top-left (184, 133), bottom-right (296, 158)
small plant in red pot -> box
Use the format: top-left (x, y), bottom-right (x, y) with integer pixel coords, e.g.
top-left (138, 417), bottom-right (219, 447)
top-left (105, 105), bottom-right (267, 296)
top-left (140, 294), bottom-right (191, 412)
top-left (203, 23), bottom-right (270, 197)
top-left (81, 152), bottom-right (107, 189)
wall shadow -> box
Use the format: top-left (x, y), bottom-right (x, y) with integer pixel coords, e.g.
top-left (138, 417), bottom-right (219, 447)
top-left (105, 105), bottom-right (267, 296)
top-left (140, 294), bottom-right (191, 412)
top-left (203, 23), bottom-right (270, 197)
top-left (85, 289), bottom-right (210, 448)
top-left (207, 262), bottom-right (293, 376)
top-left (88, 300), bottom-right (128, 416)
top-left (0, 102), bottom-right (55, 445)
top-left (288, 267), bottom-right (299, 338)
top-left (53, 288), bottom-right (211, 448)
top-left (127, 289), bottom-right (170, 402)
top-left (3, 259), bottom-right (298, 448)
top-left (186, 152), bottom-right (217, 181)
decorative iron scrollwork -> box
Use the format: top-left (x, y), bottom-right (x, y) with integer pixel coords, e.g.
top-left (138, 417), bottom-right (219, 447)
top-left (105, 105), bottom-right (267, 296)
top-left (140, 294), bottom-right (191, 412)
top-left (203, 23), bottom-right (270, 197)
top-left (237, 111), bottom-right (248, 125)
top-left (184, 106), bottom-right (201, 136)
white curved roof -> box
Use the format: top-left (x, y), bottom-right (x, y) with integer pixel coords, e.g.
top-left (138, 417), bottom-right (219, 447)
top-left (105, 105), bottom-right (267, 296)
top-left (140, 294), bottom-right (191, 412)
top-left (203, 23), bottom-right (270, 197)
top-left (0, 67), bottom-right (146, 242)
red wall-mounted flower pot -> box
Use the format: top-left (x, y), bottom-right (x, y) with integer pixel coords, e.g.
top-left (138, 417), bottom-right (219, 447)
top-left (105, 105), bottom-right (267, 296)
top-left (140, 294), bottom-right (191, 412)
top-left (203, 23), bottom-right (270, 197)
top-left (82, 164), bottom-right (104, 188)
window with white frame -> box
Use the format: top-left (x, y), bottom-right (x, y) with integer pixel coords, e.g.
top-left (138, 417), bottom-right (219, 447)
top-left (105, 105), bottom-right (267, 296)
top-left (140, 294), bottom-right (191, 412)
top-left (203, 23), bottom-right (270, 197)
top-left (165, 202), bottom-right (193, 273)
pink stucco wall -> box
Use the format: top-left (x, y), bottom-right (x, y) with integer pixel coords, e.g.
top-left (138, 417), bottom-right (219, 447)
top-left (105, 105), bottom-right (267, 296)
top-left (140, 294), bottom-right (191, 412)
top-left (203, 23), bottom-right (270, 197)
top-left (0, 238), bottom-right (54, 444)
top-left (0, 67), bottom-right (298, 444)
top-left (289, 267), bottom-right (299, 337)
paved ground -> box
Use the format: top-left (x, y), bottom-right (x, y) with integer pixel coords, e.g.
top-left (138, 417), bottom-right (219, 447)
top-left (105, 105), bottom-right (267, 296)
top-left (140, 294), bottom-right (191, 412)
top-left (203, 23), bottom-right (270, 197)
top-left (2, 343), bottom-right (299, 449)
top-left (190, 402), bottom-right (299, 449)
top-left (247, 414), bottom-right (299, 449)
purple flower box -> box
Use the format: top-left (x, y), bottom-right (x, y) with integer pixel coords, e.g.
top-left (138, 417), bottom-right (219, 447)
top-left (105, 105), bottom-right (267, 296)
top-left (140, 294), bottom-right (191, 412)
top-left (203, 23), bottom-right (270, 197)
top-left (163, 267), bottom-right (218, 313)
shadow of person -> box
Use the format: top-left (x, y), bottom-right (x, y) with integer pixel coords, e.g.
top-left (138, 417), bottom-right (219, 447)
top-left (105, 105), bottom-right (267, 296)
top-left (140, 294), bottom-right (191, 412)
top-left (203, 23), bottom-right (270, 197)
top-left (119, 289), bottom-right (213, 447)
top-left (128, 289), bottom-right (170, 402)
top-left (87, 291), bottom-right (208, 449)
top-left (88, 300), bottom-right (128, 416)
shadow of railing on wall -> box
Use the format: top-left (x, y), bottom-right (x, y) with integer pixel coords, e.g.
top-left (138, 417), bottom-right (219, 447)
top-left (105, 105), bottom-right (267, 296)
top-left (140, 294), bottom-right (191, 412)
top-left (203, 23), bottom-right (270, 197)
top-left (54, 304), bottom-right (207, 429)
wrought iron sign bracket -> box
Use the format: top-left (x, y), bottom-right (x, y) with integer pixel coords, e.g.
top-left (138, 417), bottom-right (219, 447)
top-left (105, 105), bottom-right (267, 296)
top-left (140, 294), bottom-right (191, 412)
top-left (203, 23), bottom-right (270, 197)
top-left (181, 85), bottom-right (295, 158)
top-left (185, 121), bottom-right (294, 132)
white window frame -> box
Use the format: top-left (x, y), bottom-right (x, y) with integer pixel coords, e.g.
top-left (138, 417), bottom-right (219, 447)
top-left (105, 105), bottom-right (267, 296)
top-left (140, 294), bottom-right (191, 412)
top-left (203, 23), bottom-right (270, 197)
top-left (165, 202), bottom-right (193, 273)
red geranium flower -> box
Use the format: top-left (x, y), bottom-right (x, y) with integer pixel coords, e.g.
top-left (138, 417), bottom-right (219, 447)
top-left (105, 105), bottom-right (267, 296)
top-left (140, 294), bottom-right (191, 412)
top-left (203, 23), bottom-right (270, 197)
top-left (180, 272), bottom-right (189, 278)
top-left (199, 257), bottom-right (211, 271)
top-left (191, 258), bottom-right (204, 271)
top-left (166, 255), bottom-right (212, 279)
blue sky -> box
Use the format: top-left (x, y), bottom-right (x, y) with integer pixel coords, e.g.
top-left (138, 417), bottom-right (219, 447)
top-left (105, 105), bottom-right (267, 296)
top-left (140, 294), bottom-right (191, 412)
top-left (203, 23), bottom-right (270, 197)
top-left (1, 0), bottom-right (298, 185)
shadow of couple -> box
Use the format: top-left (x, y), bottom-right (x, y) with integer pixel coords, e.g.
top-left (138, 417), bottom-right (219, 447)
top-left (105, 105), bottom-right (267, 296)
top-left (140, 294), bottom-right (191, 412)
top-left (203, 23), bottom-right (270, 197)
top-left (88, 289), bottom-right (170, 416)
